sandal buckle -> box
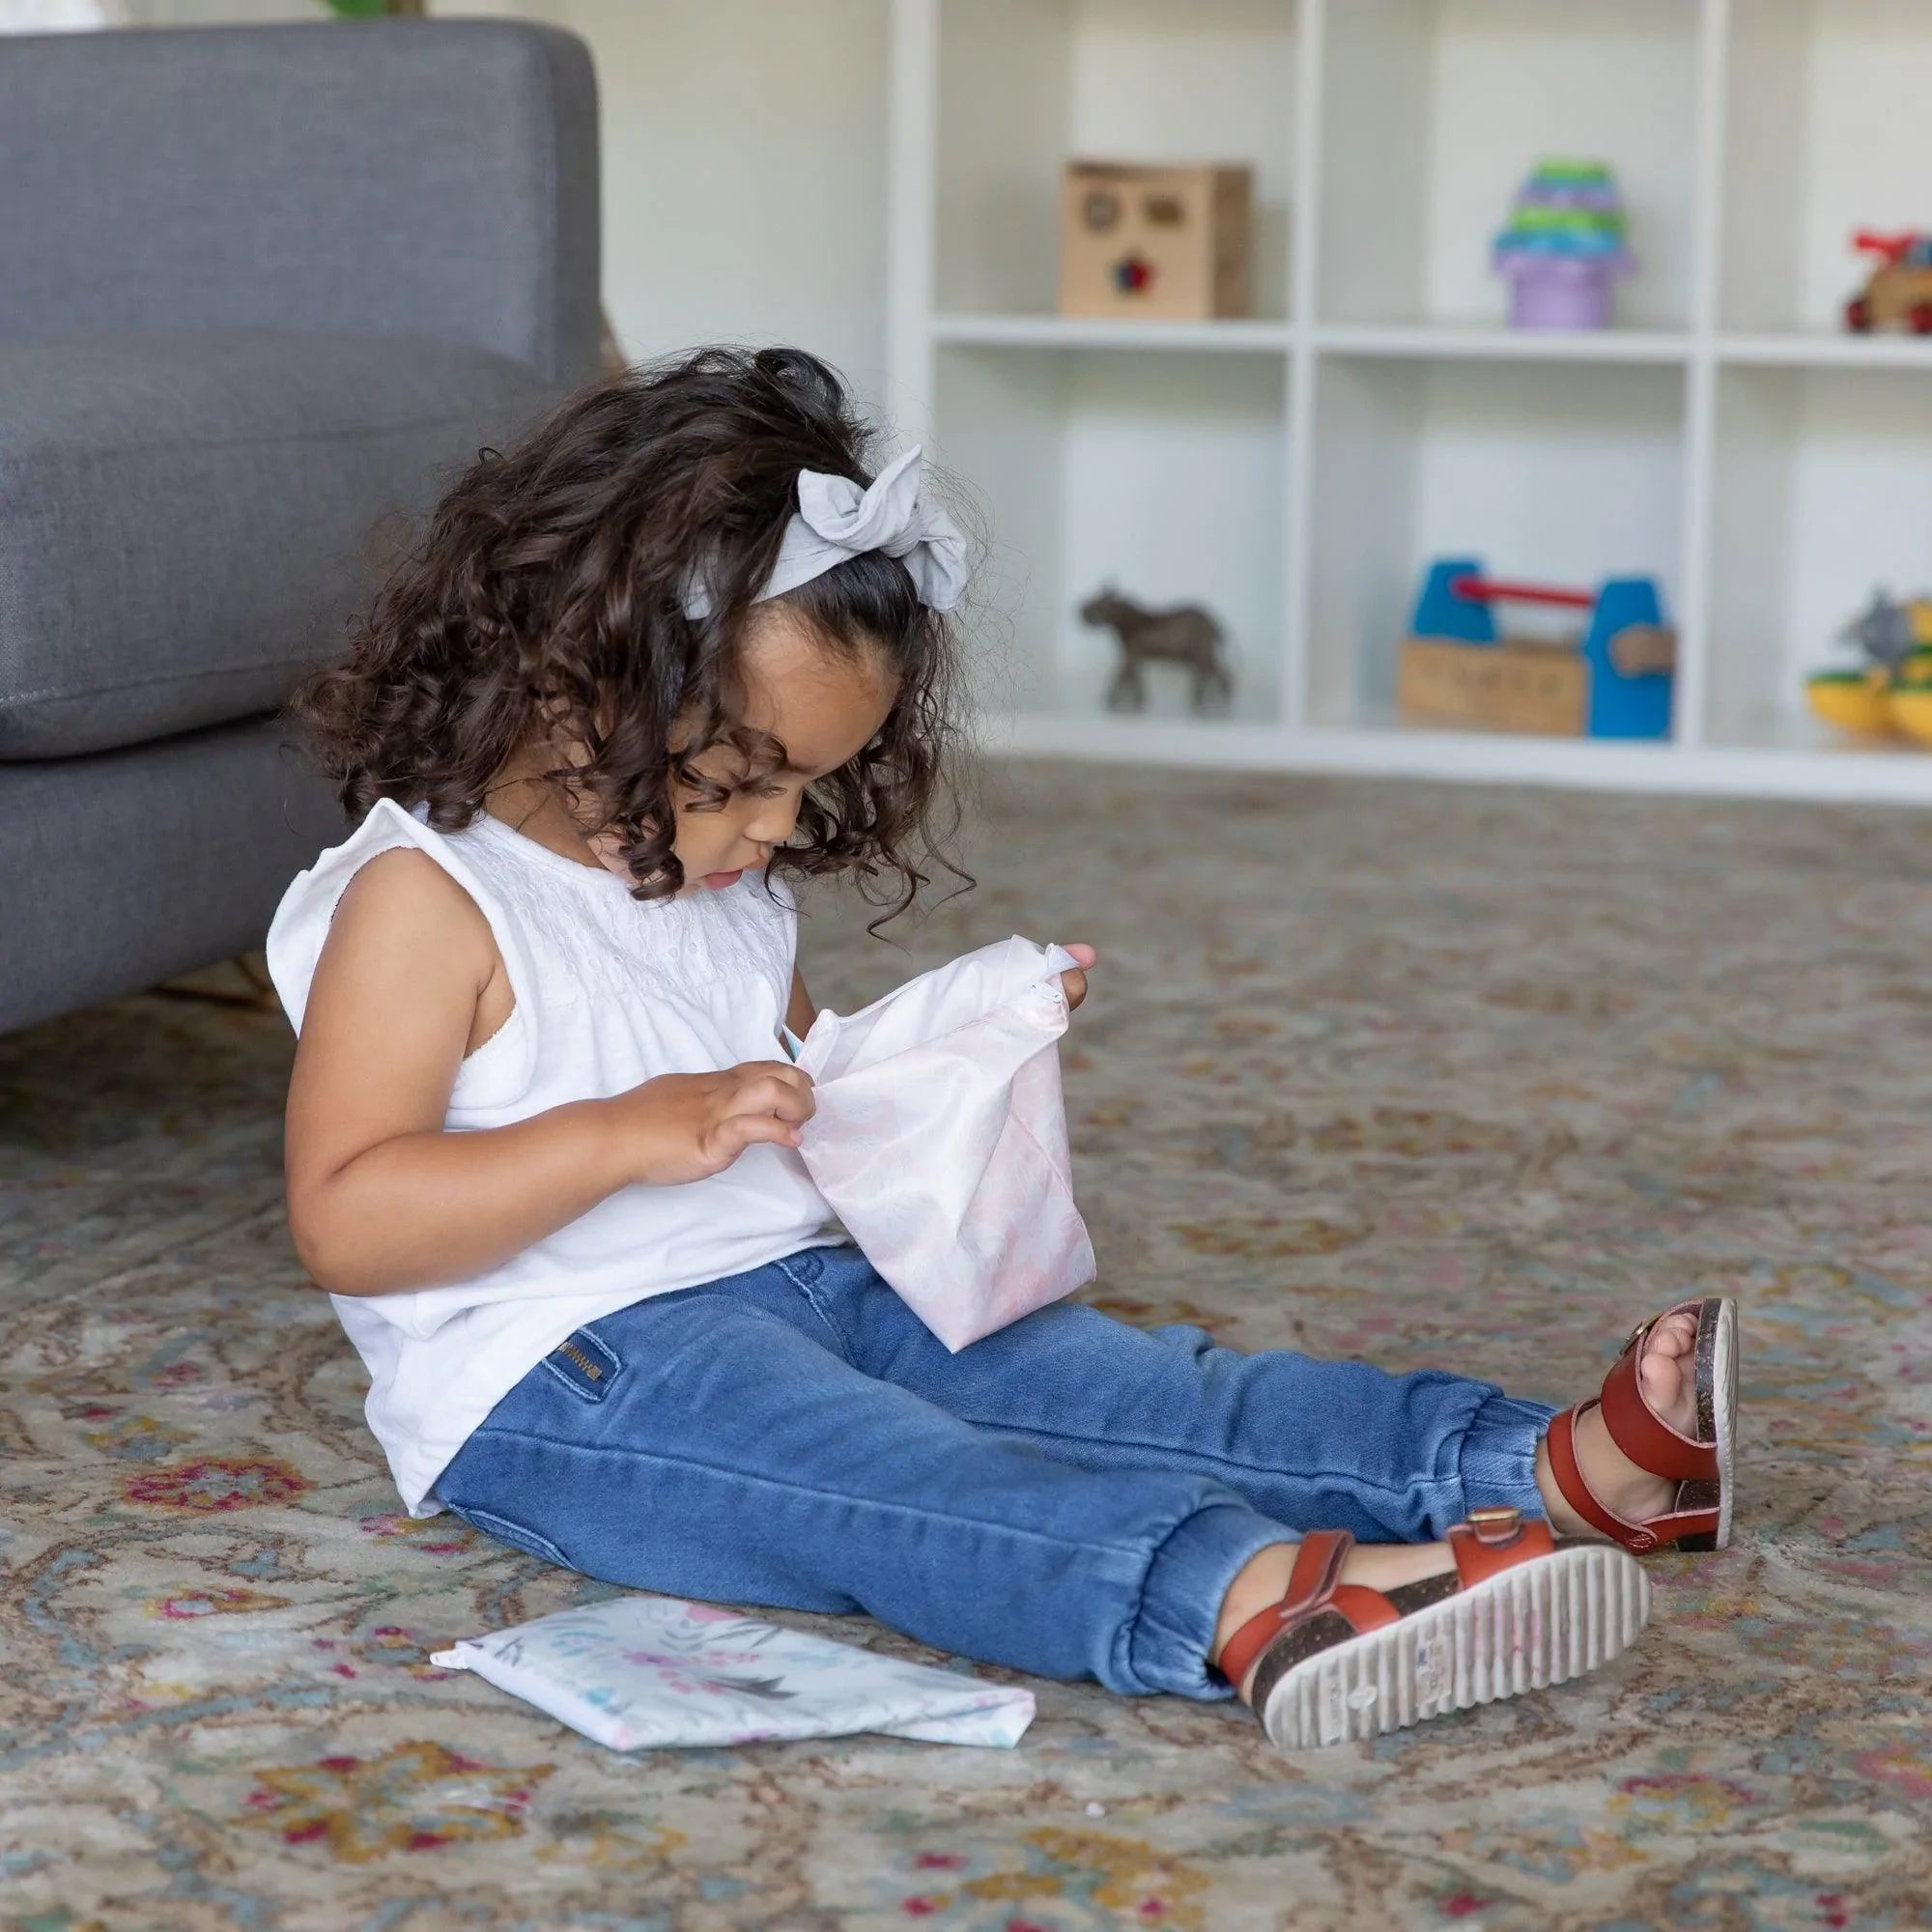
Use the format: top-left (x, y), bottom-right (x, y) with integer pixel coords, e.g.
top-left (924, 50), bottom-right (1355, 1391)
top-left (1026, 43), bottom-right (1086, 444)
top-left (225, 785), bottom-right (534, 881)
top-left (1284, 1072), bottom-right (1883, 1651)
top-left (1465, 1505), bottom-right (1523, 1548)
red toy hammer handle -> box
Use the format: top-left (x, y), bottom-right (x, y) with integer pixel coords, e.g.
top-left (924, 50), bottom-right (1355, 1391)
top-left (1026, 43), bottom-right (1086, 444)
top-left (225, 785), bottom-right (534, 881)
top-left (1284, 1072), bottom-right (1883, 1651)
top-left (1450, 575), bottom-right (1595, 611)
top-left (1854, 228), bottom-right (1915, 265)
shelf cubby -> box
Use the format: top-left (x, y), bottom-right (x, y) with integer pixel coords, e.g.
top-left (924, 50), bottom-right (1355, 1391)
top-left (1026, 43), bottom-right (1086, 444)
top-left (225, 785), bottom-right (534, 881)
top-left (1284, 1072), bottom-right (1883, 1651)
top-left (1706, 361), bottom-right (1932, 750)
top-left (933, 0), bottom-right (1298, 323)
top-left (934, 342), bottom-right (1287, 724)
top-left (1318, 0), bottom-right (1700, 333)
top-left (1721, 0), bottom-right (1932, 340)
top-left (1306, 354), bottom-right (1687, 730)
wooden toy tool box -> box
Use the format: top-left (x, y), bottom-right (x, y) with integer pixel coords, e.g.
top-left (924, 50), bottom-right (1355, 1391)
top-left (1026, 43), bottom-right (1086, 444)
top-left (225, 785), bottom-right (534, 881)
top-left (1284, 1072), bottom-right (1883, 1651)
top-left (1397, 557), bottom-right (1676, 740)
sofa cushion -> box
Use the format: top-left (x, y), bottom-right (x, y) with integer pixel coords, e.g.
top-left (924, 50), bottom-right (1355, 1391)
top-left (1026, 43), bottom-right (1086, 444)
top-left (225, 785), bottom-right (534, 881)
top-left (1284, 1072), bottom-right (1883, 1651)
top-left (0, 330), bottom-right (558, 758)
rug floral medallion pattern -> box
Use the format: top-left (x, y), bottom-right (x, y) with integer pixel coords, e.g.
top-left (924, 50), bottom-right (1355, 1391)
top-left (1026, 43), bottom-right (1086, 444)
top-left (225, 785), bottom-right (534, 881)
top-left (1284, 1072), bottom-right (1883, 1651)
top-left (3, 766), bottom-right (1929, 1930)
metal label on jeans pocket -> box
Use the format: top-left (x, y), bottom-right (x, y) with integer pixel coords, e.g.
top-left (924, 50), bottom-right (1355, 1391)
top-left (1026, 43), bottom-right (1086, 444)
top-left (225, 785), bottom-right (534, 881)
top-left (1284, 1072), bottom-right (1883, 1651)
top-left (540, 1326), bottom-right (621, 1403)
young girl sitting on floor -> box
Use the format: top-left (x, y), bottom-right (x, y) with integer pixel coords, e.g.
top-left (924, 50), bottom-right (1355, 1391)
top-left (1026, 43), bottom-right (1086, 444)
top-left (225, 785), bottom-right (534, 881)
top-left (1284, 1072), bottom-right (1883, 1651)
top-left (269, 348), bottom-right (1737, 1751)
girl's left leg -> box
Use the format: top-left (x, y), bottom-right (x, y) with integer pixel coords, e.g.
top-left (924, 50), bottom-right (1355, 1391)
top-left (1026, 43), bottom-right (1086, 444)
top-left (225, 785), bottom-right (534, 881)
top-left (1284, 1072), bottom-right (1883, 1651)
top-left (796, 1248), bottom-right (1688, 1546)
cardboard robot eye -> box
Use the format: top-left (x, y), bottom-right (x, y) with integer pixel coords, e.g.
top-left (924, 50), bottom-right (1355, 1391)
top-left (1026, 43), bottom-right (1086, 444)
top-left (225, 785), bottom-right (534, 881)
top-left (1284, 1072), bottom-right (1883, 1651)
top-left (1082, 188), bottom-right (1122, 233)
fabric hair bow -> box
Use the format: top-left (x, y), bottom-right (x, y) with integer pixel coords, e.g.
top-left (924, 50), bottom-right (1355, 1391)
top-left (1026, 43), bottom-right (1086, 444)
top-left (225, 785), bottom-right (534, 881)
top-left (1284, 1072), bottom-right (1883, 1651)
top-left (683, 445), bottom-right (970, 620)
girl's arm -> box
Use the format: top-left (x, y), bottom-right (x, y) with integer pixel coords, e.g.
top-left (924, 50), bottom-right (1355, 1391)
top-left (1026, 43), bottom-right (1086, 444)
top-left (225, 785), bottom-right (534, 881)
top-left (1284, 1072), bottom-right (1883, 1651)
top-left (285, 851), bottom-right (813, 1297)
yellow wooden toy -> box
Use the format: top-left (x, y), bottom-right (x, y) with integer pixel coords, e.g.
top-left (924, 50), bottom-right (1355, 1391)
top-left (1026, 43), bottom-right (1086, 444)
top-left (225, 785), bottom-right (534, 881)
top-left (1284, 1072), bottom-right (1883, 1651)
top-left (1804, 668), bottom-right (1892, 736)
top-left (1804, 590), bottom-right (1932, 744)
top-left (1887, 686), bottom-right (1932, 746)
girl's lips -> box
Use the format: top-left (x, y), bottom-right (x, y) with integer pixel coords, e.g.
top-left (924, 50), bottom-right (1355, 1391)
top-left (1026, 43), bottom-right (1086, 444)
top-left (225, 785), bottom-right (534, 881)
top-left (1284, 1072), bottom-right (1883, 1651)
top-left (701, 868), bottom-right (745, 890)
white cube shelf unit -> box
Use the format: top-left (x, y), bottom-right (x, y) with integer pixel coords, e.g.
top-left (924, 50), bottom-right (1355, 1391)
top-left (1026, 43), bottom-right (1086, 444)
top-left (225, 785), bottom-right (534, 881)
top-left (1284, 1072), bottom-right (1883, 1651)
top-left (886, 0), bottom-right (1932, 802)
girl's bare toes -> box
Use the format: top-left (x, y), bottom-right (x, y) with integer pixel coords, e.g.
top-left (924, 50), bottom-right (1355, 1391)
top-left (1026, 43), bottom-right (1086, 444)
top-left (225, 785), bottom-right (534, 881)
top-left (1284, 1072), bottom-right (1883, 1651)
top-left (1635, 1312), bottom-right (1699, 1435)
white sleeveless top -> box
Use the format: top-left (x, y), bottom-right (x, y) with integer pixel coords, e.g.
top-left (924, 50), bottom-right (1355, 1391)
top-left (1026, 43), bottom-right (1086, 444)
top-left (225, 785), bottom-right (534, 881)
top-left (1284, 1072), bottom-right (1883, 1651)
top-left (266, 799), bottom-right (838, 1515)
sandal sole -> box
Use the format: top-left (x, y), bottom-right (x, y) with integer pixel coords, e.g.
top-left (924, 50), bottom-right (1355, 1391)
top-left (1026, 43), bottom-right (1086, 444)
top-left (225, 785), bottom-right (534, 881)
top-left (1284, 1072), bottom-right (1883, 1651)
top-left (1711, 1295), bottom-right (1737, 1549)
top-left (1673, 1294), bottom-right (1738, 1552)
top-left (1260, 1543), bottom-right (1651, 1752)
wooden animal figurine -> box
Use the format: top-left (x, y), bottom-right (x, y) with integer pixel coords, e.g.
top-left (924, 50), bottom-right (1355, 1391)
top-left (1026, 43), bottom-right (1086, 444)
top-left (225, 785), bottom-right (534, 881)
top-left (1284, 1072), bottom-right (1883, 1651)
top-left (1079, 586), bottom-right (1233, 715)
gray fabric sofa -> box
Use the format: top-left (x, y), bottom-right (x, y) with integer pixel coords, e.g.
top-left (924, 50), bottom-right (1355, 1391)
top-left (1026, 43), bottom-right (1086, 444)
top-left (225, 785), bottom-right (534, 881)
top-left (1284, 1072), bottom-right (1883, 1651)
top-left (0, 20), bottom-right (600, 1037)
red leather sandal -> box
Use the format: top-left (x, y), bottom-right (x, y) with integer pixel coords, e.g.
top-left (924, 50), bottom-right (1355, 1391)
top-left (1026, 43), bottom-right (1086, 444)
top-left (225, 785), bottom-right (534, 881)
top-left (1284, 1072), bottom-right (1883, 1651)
top-left (1220, 1508), bottom-right (1650, 1751)
top-left (1546, 1295), bottom-right (1737, 1554)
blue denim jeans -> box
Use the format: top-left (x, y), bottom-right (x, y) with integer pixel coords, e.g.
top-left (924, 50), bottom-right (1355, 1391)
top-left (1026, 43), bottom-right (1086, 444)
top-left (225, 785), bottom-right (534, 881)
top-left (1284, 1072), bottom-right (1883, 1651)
top-left (438, 1244), bottom-right (1554, 1700)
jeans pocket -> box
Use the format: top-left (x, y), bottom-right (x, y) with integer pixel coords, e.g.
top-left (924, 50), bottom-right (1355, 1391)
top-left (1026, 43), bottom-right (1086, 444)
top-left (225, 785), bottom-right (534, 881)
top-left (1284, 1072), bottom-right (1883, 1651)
top-left (452, 1503), bottom-right (571, 1570)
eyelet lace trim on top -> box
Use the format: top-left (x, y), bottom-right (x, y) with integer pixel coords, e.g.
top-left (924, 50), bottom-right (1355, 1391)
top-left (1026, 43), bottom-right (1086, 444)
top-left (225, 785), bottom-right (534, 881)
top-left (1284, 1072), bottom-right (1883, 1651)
top-left (451, 812), bottom-right (794, 1009)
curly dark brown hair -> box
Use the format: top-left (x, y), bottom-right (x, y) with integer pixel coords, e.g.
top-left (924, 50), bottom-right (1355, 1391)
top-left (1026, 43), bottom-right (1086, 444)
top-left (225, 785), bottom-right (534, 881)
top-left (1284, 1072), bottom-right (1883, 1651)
top-left (289, 345), bottom-right (968, 921)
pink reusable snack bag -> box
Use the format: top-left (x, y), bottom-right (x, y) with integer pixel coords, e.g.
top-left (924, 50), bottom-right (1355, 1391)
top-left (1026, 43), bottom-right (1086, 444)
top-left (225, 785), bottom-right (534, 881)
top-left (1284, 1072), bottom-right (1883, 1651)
top-left (792, 936), bottom-right (1095, 1351)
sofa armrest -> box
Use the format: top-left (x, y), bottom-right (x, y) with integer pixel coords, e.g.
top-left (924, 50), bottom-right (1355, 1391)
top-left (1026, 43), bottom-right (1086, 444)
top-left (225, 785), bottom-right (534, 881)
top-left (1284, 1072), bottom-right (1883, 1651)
top-left (0, 20), bottom-right (599, 385)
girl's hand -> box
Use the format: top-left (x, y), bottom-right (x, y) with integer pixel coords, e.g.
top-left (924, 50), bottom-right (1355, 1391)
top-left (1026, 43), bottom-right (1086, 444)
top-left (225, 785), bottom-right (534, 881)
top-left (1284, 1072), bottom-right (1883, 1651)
top-left (607, 1062), bottom-right (816, 1185)
top-left (1059, 942), bottom-right (1098, 1013)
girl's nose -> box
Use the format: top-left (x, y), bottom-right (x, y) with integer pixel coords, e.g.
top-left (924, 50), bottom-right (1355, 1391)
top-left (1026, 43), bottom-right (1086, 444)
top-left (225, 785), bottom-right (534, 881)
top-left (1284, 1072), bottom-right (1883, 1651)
top-left (745, 793), bottom-right (800, 846)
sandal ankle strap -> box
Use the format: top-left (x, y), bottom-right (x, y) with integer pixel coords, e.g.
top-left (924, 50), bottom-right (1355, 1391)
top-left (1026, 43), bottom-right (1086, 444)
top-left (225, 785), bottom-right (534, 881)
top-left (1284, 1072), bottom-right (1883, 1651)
top-left (1547, 1402), bottom-right (1664, 1553)
top-left (1216, 1529), bottom-right (1355, 1690)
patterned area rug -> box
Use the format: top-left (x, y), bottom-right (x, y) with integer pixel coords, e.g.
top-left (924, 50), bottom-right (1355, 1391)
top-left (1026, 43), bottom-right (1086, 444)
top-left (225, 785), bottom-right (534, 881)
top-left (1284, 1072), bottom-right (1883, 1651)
top-left (4, 764), bottom-right (1930, 1931)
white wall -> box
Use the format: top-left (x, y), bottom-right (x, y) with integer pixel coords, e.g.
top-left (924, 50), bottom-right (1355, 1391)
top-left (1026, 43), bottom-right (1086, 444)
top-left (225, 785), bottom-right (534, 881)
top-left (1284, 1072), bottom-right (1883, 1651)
top-left (563, 0), bottom-right (889, 403)
top-left (125, 0), bottom-right (895, 405)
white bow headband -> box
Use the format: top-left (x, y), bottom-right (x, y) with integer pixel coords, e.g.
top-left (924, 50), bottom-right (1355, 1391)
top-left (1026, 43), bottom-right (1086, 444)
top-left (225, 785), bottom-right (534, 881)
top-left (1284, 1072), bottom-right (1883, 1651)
top-left (683, 445), bottom-right (969, 620)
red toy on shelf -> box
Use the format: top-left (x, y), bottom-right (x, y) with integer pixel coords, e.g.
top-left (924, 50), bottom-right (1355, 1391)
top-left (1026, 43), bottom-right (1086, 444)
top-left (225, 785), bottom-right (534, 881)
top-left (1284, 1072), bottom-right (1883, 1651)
top-left (1844, 230), bottom-right (1932, 333)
